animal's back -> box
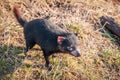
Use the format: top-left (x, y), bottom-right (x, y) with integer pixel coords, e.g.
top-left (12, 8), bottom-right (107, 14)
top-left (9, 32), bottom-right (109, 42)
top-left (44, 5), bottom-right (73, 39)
top-left (24, 19), bottom-right (64, 51)
top-left (24, 19), bottom-right (65, 35)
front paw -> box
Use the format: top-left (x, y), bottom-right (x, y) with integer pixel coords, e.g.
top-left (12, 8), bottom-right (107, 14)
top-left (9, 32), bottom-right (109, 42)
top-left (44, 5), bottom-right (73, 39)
top-left (47, 66), bottom-right (52, 71)
top-left (45, 65), bottom-right (52, 71)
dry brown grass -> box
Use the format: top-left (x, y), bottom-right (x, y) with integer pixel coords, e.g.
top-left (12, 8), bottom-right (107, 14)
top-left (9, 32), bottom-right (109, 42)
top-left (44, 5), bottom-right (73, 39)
top-left (0, 0), bottom-right (120, 80)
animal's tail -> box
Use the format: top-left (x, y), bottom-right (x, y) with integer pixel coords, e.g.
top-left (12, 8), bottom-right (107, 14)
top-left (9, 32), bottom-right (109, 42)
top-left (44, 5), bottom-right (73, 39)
top-left (13, 5), bottom-right (27, 27)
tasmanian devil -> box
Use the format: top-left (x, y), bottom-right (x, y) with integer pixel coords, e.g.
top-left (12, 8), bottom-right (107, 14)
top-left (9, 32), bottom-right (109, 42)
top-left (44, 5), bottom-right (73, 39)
top-left (13, 6), bottom-right (80, 70)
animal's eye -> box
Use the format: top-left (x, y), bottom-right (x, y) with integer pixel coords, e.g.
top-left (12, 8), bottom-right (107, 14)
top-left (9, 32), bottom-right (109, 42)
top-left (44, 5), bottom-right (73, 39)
top-left (67, 47), bottom-right (73, 51)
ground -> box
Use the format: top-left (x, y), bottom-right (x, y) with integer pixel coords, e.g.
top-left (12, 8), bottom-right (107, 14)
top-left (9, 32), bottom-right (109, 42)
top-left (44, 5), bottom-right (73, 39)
top-left (0, 0), bottom-right (120, 80)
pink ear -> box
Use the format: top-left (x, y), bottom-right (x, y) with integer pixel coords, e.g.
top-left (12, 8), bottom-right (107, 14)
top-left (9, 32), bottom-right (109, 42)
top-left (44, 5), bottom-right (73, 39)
top-left (57, 36), bottom-right (65, 44)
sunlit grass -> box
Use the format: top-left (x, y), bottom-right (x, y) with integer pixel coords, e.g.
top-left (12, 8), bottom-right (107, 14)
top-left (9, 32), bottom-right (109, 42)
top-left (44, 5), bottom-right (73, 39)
top-left (0, 0), bottom-right (120, 80)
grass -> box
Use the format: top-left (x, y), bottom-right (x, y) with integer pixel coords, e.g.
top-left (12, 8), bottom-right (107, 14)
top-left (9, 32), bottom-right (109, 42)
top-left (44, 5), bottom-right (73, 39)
top-left (0, 0), bottom-right (120, 80)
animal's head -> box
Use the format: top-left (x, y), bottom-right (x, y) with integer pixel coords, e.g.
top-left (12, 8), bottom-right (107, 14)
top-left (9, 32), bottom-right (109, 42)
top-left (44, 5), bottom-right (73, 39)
top-left (57, 33), bottom-right (80, 57)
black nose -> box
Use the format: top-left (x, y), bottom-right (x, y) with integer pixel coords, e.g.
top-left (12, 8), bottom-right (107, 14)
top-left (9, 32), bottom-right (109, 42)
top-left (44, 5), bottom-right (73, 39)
top-left (76, 53), bottom-right (80, 57)
top-left (71, 50), bottom-right (81, 57)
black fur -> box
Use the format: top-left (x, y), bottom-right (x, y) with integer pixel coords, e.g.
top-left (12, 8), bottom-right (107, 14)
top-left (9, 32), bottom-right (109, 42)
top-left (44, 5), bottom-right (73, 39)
top-left (13, 6), bottom-right (80, 70)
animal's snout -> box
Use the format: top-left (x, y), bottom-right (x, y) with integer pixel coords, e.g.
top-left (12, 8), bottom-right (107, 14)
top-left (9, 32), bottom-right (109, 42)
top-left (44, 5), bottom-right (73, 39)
top-left (71, 50), bottom-right (81, 57)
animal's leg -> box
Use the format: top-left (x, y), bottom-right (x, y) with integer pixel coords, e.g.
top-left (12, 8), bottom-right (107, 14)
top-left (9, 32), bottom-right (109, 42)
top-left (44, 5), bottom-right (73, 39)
top-left (43, 50), bottom-right (52, 71)
top-left (25, 39), bottom-right (35, 56)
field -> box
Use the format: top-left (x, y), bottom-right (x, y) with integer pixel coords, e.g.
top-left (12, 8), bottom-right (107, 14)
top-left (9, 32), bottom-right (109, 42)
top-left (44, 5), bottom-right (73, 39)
top-left (0, 0), bottom-right (120, 80)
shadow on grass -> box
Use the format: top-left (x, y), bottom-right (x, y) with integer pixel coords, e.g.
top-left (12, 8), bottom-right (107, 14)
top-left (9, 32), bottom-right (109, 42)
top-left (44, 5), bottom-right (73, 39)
top-left (0, 44), bottom-right (25, 79)
top-left (0, 43), bottom-right (41, 79)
